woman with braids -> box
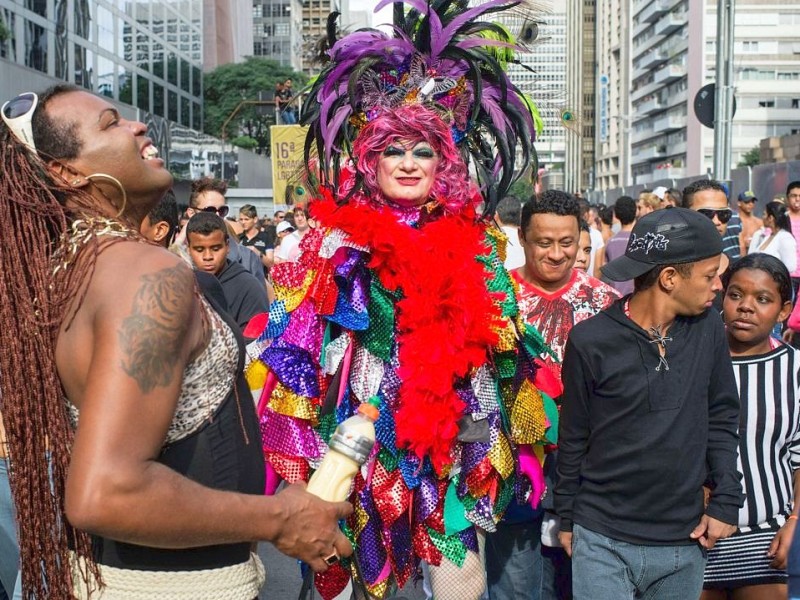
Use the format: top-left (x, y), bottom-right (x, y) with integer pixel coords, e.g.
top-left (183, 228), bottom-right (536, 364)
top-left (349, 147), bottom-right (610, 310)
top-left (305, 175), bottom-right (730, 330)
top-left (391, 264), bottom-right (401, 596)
top-left (0, 84), bottom-right (352, 599)
top-left (245, 1), bottom-right (557, 599)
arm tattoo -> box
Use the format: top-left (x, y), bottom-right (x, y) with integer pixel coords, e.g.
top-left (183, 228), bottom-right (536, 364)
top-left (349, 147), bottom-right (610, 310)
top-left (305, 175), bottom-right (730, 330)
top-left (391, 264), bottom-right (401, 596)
top-left (118, 264), bottom-right (194, 393)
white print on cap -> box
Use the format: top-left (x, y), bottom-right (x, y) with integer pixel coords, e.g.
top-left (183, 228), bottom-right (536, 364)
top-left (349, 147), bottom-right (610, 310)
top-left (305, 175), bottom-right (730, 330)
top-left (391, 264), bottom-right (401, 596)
top-left (628, 232), bottom-right (669, 254)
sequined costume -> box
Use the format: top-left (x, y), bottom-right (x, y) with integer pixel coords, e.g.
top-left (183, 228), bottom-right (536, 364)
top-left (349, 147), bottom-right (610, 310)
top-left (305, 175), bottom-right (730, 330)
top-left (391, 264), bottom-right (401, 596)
top-left (247, 1), bottom-right (554, 597)
top-left (248, 192), bottom-right (557, 599)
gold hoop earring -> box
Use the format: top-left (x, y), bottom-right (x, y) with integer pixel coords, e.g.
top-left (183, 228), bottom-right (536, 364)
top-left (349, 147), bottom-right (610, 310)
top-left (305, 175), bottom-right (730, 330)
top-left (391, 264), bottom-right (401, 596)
top-left (85, 173), bottom-right (128, 218)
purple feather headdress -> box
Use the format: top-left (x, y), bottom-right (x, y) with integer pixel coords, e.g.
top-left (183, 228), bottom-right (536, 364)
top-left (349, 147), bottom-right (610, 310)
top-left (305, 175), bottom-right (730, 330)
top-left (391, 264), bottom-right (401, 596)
top-left (301, 0), bottom-right (543, 215)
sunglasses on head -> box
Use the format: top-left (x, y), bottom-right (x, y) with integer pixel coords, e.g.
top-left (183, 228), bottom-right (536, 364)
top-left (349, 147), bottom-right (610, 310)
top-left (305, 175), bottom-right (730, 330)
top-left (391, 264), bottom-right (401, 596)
top-left (697, 208), bottom-right (733, 224)
top-left (201, 205), bottom-right (230, 218)
top-left (1, 92), bottom-right (38, 153)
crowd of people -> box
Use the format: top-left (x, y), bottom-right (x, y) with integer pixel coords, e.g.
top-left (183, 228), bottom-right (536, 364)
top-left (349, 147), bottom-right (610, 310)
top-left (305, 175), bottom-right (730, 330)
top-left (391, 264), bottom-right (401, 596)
top-left (3, 1), bottom-right (800, 599)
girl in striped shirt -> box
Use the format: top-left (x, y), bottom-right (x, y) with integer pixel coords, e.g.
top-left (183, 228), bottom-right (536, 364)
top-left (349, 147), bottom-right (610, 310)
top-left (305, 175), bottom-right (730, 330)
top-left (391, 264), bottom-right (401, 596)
top-left (703, 253), bottom-right (800, 600)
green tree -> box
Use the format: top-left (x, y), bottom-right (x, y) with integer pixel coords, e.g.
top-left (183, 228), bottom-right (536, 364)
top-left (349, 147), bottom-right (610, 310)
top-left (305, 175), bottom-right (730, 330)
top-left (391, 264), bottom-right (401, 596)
top-left (737, 146), bottom-right (761, 168)
top-left (508, 177), bottom-right (535, 200)
top-left (204, 57), bottom-right (307, 156)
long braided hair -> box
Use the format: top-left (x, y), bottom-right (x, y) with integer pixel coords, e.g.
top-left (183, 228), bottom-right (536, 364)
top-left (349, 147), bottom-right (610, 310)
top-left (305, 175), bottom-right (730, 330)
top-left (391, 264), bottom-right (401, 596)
top-left (1, 84), bottom-right (130, 598)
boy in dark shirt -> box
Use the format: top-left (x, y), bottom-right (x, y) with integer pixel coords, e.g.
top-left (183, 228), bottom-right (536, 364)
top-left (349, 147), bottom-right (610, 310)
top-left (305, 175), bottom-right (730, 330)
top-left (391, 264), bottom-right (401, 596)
top-left (187, 212), bottom-right (269, 337)
top-left (555, 208), bottom-right (744, 599)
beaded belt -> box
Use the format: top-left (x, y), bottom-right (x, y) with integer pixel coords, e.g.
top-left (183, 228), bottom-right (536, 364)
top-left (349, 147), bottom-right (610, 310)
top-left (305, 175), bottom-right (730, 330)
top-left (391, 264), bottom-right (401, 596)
top-left (71, 551), bottom-right (266, 599)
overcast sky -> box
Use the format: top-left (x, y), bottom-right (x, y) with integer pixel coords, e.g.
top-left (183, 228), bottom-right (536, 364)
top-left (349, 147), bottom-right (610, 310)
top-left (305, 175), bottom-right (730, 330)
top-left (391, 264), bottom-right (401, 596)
top-left (352, 0), bottom-right (391, 27)
top-left (350, 0), bottom-right (568, 27)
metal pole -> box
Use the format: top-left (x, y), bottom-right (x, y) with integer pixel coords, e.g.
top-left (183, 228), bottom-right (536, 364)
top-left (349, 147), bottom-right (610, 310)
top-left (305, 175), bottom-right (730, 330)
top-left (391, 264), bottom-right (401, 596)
top-left (218, 100), bottom-right (273, 181)
top-left (621, 0), bottom-right (631, 187)
top-left (393, 2), bottom-right (404, 28)
top-left (713, 0), bottom-right (735, 182)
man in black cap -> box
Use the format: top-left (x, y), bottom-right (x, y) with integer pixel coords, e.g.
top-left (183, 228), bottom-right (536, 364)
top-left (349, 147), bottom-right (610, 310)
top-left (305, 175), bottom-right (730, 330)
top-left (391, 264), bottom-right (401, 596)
top-left (737, 190), bottom-right (762, 256)
top-left (554, 208), bottom-right (744, 599)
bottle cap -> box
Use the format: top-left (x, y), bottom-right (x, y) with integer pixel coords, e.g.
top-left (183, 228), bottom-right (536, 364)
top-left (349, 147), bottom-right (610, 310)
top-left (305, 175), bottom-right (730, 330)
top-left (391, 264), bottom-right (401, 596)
top-left (358, 398), bottom-right (380, 421)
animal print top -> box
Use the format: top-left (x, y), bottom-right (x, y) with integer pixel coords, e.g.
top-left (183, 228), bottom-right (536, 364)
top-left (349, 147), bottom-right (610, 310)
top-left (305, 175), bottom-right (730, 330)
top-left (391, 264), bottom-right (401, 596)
top-left (69, 295), bottom-right (239, 445)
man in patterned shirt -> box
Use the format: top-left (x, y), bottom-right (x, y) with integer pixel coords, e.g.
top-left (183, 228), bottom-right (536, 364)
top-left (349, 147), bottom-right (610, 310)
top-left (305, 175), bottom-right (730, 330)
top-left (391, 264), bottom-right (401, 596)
top-left (485, 190), bottom-right (619, 600)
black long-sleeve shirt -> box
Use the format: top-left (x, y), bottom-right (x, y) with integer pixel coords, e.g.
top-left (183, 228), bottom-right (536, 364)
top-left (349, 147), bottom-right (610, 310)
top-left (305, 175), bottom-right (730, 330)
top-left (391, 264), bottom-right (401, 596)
top-left (554, 300), bottom-right (744, 545)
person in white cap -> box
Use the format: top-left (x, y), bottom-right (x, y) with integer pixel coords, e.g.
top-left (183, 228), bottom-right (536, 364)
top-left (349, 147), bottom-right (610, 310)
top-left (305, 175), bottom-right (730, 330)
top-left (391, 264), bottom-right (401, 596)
top-left (652, 186), bottom-right (668, 207)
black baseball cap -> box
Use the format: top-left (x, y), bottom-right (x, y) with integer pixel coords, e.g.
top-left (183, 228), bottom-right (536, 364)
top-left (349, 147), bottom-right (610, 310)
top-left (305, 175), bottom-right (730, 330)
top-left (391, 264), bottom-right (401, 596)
top-left (738, 190), bottom-right (757, 202)
top-left (601, 207), bottom-right (723, 281)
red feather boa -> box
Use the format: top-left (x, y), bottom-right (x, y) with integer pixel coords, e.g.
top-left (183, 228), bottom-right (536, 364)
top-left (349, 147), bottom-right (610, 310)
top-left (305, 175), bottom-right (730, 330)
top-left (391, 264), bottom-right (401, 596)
top-left (312, 193), bottom-right (504, 473)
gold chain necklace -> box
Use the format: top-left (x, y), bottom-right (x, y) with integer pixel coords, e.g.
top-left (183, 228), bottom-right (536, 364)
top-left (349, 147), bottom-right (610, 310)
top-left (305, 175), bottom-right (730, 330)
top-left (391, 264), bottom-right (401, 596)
top-left (52, 217), bottom-right (137, 274)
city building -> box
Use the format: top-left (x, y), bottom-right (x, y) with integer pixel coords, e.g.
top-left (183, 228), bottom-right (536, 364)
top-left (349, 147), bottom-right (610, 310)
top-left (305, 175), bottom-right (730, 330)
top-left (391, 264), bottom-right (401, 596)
top-left (627, 0), bottom-right (691, 187)
top-left (0, 0), bottom-right (243, 183)
top-left (1, 0), bottom-right (203, 130)
top-left (300, 0), bottom-right (372, 76)
top-left (596, 0), bottom-right (800, 191)
top-left (339, 0), bottom-right (370, 31)
top-left (702, 3), bottom-right (800, 173)
top-left (251, 0), bottom-right (304, 70)
top-left (760, 133), bottom-right (800, 164)
top-left (499, 5), bottom-right (568, 190)
top-left (594, 0), bottom-right (632, 190)
top-left (565, 0), bottom-right (596, 193)
top-left (204, 0), bottom-right (254, 71)
top-left (301, 0), bottom-right (333, 75)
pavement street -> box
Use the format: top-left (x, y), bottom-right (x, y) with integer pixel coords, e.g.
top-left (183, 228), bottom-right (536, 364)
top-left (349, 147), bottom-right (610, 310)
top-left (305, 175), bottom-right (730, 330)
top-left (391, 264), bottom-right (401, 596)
top-left (258, 542), bottom-right (427, 599)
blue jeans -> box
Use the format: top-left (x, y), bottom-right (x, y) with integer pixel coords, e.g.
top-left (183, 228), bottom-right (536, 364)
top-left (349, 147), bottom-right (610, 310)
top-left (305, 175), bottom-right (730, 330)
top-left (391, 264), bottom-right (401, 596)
top-left (280, 109), bottom-right (297, 124)
top-left (485, 519), bottom-right (543, 600)
top-left (571, 524), bottom-right (706, 600)
top-left (788, 517), bottom-right (800, 598)
top-left (0, 459), bottom-right (21, 599)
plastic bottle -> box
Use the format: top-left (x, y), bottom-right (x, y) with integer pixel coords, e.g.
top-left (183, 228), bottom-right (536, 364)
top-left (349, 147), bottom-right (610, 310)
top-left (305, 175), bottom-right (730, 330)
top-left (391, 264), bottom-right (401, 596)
top-left (305, 398), bottom-right (380, 502)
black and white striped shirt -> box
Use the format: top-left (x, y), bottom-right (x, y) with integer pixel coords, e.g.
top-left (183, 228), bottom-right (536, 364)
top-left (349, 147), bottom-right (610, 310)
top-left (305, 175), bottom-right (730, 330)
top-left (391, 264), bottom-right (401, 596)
top-left (732, 343), bottom-right (800, 530)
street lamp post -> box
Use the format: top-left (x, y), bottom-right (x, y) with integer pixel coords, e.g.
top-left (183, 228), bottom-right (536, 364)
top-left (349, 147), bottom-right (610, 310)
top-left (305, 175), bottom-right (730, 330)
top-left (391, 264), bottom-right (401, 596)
top-left (713, 0), bottom-right (735, 182)
top-left (219, 99), bottom-right (276, 181)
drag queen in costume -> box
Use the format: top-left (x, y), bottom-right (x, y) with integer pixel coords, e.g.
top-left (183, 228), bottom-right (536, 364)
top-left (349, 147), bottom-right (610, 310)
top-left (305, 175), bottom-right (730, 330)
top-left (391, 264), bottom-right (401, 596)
top-left (247, 1), bottom-right (559, 598)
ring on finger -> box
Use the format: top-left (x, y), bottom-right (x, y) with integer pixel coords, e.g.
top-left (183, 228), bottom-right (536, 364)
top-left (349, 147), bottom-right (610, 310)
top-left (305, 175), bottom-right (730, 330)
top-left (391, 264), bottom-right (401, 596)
top-left (323, 549), bottom-right (340, 566)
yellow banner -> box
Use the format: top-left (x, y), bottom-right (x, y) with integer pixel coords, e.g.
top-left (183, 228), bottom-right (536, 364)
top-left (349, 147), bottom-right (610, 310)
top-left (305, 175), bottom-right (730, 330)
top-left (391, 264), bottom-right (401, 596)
top-left (271, 125), bottom-right (309, 206)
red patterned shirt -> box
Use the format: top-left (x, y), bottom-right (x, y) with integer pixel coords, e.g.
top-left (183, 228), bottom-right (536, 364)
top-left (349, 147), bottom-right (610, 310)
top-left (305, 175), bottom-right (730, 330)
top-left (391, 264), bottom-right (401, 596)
top-left (513, 268), bottom-right (620, 379)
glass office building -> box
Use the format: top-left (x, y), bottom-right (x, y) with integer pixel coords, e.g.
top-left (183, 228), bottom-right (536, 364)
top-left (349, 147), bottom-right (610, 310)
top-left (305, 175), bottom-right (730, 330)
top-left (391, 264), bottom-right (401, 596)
top-left (0, 0), bottom-right (231, 181)
top-left (1, 0), bottom-right (202, 129)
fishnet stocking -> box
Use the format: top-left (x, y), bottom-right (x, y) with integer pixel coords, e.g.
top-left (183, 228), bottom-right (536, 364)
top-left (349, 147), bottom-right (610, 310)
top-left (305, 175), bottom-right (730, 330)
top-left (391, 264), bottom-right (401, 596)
top-left (428, 530), bottom-right (486, 600)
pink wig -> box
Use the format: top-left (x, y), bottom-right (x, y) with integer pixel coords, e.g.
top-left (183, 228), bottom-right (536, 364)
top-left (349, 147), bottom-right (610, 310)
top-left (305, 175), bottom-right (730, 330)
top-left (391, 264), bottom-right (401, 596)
top-left (343, 105), bottom-right (478, 214)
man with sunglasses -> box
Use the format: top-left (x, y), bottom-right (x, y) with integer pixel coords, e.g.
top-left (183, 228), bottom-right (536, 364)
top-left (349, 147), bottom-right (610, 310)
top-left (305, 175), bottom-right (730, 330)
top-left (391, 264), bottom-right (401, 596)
top-left (186, 176), bottom-right (231, 220)
top-left (180, 176), bottom-right (265, 283)
top-left (682, 179), bottom-right (740, 310)
top-left (682, 179), bottom-right (741, 260)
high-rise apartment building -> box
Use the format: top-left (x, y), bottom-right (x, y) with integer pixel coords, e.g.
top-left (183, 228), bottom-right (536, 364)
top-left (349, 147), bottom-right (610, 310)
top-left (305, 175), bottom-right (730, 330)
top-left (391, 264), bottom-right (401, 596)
top-left (595, 0), bottom-right (800, 190)
top-left (499, 7), bottom-right (568, 188)
top-left (565, 0), bottom-right (596, 193)
top-left (594, 0), bottom-right (631, 190)
top-left (627, 0), bottom-right (690, 187)
top-left (251, 0), bottom-right (304, 70)
top-left (204, 0), bottom-right (253, 71)
top-left (301, 0), bottom-right (333, 75)
top-left (701, 2), bottom-right (800, 173)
